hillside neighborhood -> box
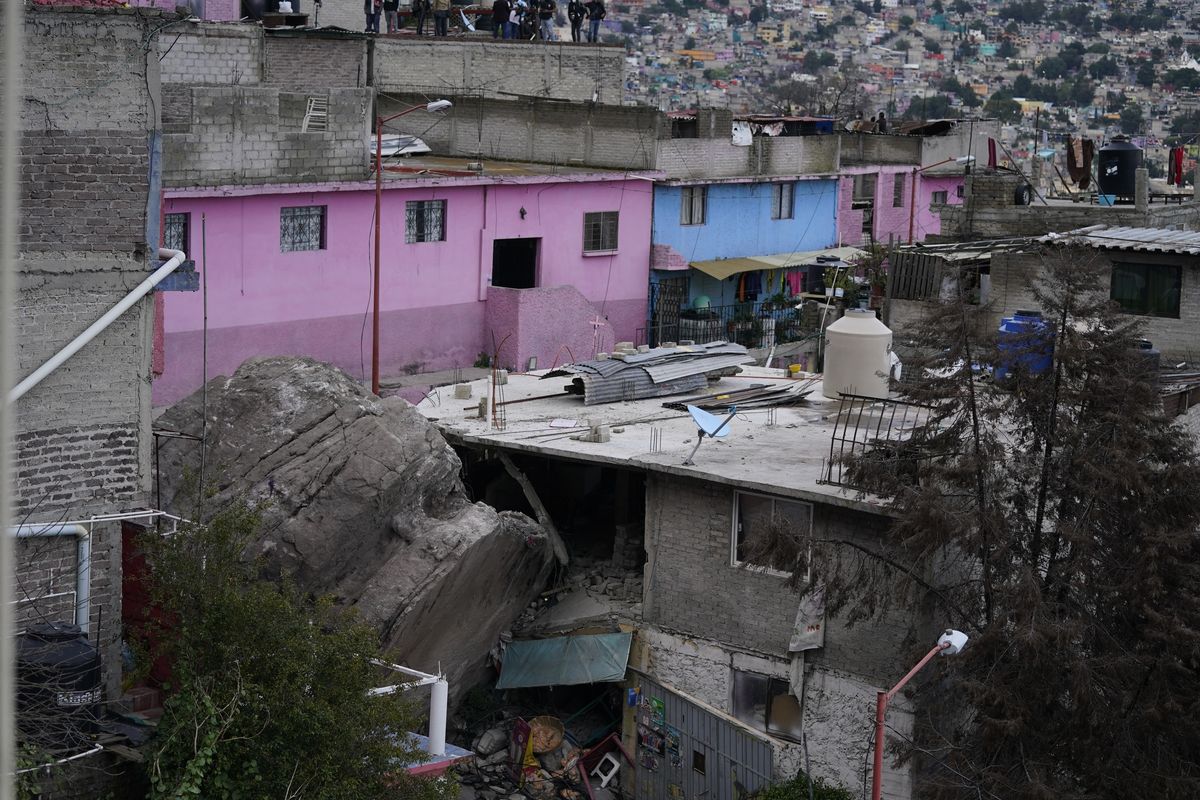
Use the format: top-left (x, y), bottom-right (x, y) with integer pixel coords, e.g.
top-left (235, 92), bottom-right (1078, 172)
top-left (2, 1), bottom-right (1200, 800)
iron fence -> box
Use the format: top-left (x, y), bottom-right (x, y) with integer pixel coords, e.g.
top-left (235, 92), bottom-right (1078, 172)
top-left (639, 301), bottom-right (827, 348)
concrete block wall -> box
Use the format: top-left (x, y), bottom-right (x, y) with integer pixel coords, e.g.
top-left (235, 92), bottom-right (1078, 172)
top-left (989, 249), bottom-right (1200, 360)
top-left (838, 132), bottom-right (920, 166)
top-left (162, 86), bottom-right (370, 186)
top-left (158, 22), bottom-right (263, 86)
top-left (642, 474), bottom-right (914, 681)
top-left (378, 93), bottom-right (660, 170)
top-left (263, 33), bottom-right (369, 90)
top-left (373, 38), bottom-right (626, 104)
top-left (16, 7), bottom-right (165, 700)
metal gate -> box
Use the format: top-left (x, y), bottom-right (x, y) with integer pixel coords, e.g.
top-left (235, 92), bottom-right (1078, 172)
top-left (631, 670), bottom-right (774, 800)
top-left (647, 277), bottom-right (689, 347)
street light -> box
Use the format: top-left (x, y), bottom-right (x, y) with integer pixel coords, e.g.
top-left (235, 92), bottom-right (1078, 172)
top-left (871, 629), bottom-right (968, 800)
top-left (372, 99), bottom-right (453, 396)
top-left (907, 155), bottom-right (976, 243)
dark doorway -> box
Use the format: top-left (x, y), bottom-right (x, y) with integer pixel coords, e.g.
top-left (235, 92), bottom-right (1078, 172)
top-left (492, 238), bottom-right (539, 289)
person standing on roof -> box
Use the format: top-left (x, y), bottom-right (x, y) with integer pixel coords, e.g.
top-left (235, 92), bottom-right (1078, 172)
top-left (364, 0), bottom-right (382, 32)
top-left (538, 0), bottom-right (557, 40)
top-left (568, 0), bottom-right (585, 42)
top-left (509, 0), bottom-right (526, 38)
top-left (492, 0), bottom-right (511, 37)
top-left (432, 0), bottom-right (451, 36)
top-left (585, 0), bottom-right (604, 42)
top-left (876, 111), bottom-right (888, 133)
top-left (414, 0), bottom-right (430, 34)
top-left (384, 0), bottom-right (400, 32)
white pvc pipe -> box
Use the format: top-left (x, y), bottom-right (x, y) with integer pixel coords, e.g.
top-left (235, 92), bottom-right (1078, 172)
top-left (7, 248), bottom-right (186, 404)
top-left (8, 524), bottom-right (90, 633)
top-left (369, 659), bottom-right (449, 756)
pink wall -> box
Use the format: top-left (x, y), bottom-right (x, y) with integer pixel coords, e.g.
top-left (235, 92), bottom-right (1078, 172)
top-left (836, 167), bottom-right (965, 246)
top-left (486, 286), bottom-right (616, 372)
top-left (155, 176), bottom-right (652, 405)
top-left (129, 0), bottom-right (240, 20)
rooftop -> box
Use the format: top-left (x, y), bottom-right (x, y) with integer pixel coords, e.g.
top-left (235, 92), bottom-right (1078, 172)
top-left (380, 155), bottom-right (650, 182)
top-left (415, 366), bottom-right (889, 515)
top-left (1042, 225), bottom-right (1200, 255)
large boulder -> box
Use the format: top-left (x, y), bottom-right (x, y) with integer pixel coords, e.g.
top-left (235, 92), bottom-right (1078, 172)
top-left (153, 356), bottom-right (554, 699)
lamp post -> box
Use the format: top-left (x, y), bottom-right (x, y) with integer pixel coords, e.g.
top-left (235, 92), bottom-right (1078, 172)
top-left (871, 629), bottom-right (968, 800)
top-left (907, 155), bottom-right (976, 243)
top-left (372, 99), bottom-right (453, 396)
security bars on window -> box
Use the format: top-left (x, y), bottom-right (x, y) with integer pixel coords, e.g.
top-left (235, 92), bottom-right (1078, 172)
top-left (163, 213), bottom-right (189, 253)
top-left (583, 211), bottom-right (619, 251)
top-left (406, 200), bottom-right (446, 243)
top-left (280, 206), bottom-right (326, 252)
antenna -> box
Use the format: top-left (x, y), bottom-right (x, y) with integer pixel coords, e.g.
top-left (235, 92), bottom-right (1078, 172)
top-left (682, 405), bottom-right (737, 466)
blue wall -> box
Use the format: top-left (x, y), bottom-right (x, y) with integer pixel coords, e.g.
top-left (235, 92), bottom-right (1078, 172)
top-left (652, 179), bottom-right (839, 306)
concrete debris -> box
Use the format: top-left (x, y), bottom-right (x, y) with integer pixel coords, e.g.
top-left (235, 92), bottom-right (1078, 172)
top-left (457, 721), bottom-right (598, 800)
top-left (515, 557), bottom-right (644, 635)
top-left (153, 357), bottom-right (556, 702)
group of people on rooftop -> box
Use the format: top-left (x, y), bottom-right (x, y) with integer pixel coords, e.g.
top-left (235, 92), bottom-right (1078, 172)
top-left (362, 0), bottom-right (606, 40)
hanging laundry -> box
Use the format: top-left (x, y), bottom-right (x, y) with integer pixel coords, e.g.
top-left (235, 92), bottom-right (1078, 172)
top-left (987, 137), bottom-right (998, 170)
top-left (786, 269), bottom-right (804, 296)
top-left (1067, 137), bottom-right (1087, 187)
top-left (1174, 147), bottom-right (1186, 187)
top-left (736, 273), bottom-right (746, 302)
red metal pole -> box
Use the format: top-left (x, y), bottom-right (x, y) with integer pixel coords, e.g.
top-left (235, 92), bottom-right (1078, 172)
top-left (907, 166), bottom-right (918, 243)
top-left (871, 642), bottom-right (949, 800)
top-left (372, 116), bottom-right (383, 396)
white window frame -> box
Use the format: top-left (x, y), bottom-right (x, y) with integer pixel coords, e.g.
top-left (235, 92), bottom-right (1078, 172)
top-left (730, 491), bottom-right (813, 580)
top-left (583, 210), bottom-right (620, 253)
top-left (771, 182), bottom-right (795, 220)
top-left (681, 185), bottom-right (708, 226)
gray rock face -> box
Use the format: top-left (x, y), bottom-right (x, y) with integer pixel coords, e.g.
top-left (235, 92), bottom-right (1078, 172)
top-left (154, 356), bottom-right (554, 699)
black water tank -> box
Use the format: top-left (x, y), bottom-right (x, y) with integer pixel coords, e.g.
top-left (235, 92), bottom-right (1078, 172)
top-left (1098, 135), bottom-right (1142, 198)
top-left (17, 623), bottom-right (102, 750)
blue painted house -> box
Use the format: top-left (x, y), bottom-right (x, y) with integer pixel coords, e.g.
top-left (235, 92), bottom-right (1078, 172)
top-left (647, 177), bottom-right (842, 345)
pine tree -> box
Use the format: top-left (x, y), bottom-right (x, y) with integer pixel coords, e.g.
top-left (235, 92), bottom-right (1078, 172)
top-left (828, 246), bottom-right (1200, 799)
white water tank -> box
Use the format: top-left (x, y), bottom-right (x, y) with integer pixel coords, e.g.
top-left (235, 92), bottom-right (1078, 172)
top-left (821, 309), bottom-right (893, 400)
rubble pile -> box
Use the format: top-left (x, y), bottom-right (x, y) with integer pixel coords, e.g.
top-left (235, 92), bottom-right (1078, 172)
top-left (457, 718), bottom-right (621, 800)
top-left (513, 557), bottom-right (644, 634)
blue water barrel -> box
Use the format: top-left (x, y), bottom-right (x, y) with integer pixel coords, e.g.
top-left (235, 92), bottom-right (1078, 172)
top-left (994, 310), bottom-right (1053, 382)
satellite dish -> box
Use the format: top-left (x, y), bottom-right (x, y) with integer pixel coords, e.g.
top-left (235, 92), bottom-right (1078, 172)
top-left (682, 404), bottom-right (737, 465)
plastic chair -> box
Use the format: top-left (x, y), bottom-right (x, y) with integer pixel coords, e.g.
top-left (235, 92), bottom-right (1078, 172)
top-left (591, 752), bottom-right (621, 789)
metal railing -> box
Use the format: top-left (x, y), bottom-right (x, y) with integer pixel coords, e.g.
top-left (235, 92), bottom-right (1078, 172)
top-left (640, 300), bottom-right (827, 349)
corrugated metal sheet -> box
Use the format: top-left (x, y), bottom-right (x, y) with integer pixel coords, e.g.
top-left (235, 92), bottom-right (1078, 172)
top-left (631, 670), bottom-right (774, 800)
top-left (1042, 225), bottom-right (1200, 254)
top-left (544, 342), bottom-right (753, 405)
top-left (576, 373), bottom-right (709, 405)
top-left (643, 354), bottom-right (757, 384)
top-left (690, 246), bottom-right (868, 280)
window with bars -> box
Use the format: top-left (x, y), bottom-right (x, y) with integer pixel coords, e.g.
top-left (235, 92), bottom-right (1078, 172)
top-left (406, 200), bottom-right (446, 243)
top-left (680, 186), bottom-right (707, 225)
top-left (163, 212), bottom-right (189, 253)
top-left (771, 182), bottom-right (794, 220)
top-left (582, 211), bottom-right (619, 252)
top-left (893, 173), bottom-right (906, 207)
top-left (280, 206), bottom-right (326, 252)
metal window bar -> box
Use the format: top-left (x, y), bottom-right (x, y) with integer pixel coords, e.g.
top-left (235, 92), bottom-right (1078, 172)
top-left (583, 211), bottom-right (619, 251)
top-left (821, 392), bottom-right (934, 488)
top-left (406, 200), bottom-right (445, 243)
top-left (280, 206), bottom-right (326, 252)
top-left (640, 298), bottom-right (826, 348)
top-left (163, 213), bottom-right (189, 253)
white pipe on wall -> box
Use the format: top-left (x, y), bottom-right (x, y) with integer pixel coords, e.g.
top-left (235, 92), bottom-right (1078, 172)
top-left (7, 248), bottom-right (186, 404)
top-left (369, 659), bottom-right (449, 756)
top-left (8, 524), bottom-right (90, 633)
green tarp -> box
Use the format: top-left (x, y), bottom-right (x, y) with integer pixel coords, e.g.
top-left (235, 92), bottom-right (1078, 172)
top-left (496, 633), bottom-right (633, 690)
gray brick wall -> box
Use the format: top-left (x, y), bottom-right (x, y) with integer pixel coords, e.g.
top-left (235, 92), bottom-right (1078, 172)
top-left (643, 474), bottom-right (915, 683)
top-left (990, 248), bottom-right (1200, 360)
top-left (162, 86), bottom-right (370, 186)
top-left (15, 7), bottom-right (164, 700)
top-left (263, 34), bottom-right (369, 89)
top-left (373, 38), bottom-right (625, 104)
top-left (158, 22), bottom-right (262, 86)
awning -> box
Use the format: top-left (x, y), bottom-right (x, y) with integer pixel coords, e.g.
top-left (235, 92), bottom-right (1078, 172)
top-left (495, 633), bottom-right (633, 690)
top-left (690, 246), bottom-right (869, 280)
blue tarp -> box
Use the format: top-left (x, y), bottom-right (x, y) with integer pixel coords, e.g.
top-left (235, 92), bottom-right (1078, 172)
top-left (496, 633), bottom-right (633, 690)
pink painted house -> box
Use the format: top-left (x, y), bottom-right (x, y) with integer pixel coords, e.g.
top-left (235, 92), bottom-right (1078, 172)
top-left (154, 159), bottom-right (655, 405)
top-left (836, 166), bottom-right (966, 246)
